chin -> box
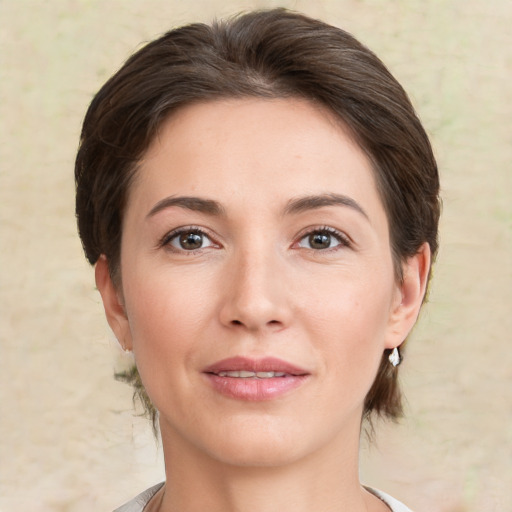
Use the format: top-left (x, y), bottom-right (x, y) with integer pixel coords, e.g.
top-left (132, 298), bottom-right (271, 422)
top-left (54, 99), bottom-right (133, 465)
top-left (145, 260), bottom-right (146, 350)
top-left (175, 414), bottom-right (312, 468)
top-left (199, 413), bottom-right (343, 469)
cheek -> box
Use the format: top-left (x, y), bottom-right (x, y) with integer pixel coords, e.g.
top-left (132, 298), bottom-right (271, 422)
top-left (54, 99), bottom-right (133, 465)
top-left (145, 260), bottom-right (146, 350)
top-left (301, 269), bottom-right (393, 376)
top-left (120, 267), bottom-right (217, 415)
top-left (303, 269), bottom-right (393, 336)
top-left (122, 266), bottom-right (215, 365)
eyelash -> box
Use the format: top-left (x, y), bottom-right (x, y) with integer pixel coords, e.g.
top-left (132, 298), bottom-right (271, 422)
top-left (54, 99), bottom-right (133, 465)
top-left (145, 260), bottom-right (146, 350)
top-left (159, 226), bottom-right (217, 253)
top-left (158, 225), bottom-right (351, 253)
top-left (295, 226), bottom-right (352, 252)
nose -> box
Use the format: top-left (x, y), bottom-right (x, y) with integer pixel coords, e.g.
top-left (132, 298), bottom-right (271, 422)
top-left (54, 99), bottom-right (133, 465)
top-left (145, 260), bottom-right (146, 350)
top-left (218, 247), bottom-right (292, 332)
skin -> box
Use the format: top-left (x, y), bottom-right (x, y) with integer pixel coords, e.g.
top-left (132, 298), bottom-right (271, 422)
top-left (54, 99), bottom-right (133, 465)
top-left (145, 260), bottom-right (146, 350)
top-left (96, 98), bottom-right (430, 512)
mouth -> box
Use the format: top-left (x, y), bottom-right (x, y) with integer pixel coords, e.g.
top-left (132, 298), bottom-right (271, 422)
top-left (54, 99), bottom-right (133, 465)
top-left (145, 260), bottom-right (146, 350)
top-left (215, 370), bottom-right (288, 378)
top-left (204, 356), bottom-right (309, 377)
top-left (203, 356), bottom-right (310, 401)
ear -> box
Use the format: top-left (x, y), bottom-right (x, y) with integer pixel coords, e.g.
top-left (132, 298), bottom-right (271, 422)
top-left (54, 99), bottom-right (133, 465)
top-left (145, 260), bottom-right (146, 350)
top-left (385, 242), bottom-right (431, 349)
top-left (95, 255), bottom-right (133, 351)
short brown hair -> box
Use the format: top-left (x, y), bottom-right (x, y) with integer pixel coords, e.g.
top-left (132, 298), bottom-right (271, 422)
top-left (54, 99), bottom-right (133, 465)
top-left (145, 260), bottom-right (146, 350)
top-left (75, 8), bottom-right (440, 426)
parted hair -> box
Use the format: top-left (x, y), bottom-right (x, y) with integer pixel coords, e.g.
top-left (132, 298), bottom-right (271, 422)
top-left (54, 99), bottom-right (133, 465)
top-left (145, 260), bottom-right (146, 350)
top-left (75, 8), bottom-right (440, 428)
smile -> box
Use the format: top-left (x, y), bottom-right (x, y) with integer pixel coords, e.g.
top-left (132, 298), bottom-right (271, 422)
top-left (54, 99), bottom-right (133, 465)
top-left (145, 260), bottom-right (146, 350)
top-left (203, 357), bottom-right (310, 401)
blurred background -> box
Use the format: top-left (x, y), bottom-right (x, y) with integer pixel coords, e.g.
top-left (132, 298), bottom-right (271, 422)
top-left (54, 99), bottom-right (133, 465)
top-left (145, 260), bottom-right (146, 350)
top-left (0, 1), bottom-right (510, 511)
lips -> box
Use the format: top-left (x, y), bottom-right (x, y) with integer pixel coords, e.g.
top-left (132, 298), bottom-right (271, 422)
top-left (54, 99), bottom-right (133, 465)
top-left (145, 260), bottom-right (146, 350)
top-left (216, 370), bottom-right (287, 378)
top-left (203, 357), bottom-right (309, 401)
top-left (204, 356), bottom-right (308, 376)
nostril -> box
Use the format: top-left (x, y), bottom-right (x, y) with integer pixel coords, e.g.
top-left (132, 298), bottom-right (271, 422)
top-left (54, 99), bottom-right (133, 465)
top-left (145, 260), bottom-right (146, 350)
top-left (230, 319), bottom-right (280, 327)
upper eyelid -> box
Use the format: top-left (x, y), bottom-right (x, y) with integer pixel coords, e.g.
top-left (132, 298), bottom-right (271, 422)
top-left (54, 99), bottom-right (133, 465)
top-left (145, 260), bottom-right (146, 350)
top-left (159, 225), bottom-right (217, 248)
top-left (295, 226), bottom-right (352, 244)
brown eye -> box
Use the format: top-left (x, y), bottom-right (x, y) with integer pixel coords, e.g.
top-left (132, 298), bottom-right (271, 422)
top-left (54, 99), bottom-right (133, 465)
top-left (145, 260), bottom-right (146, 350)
top-left (298, 229), bottom-right (346, 250)
top-left (309, 233), bottom-right (332, 249)
top-left (179, 232), bottom-right (203, 250)
top-left (168, 230), bottom-right (213, 251)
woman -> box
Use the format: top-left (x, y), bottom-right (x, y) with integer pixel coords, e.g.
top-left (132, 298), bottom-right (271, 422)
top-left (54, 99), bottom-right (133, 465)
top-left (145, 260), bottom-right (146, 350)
top-left (75, 9), bottom-right (439, 512)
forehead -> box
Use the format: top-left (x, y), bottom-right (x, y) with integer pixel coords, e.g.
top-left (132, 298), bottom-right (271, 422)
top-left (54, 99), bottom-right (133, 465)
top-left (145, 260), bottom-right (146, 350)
top-left (130, 97), bottom-right (385, 222)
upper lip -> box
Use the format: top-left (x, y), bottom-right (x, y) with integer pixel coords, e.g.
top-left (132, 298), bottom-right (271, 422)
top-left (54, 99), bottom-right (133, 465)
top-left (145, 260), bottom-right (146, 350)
top-left (203, 356), bottom-right (309, 376)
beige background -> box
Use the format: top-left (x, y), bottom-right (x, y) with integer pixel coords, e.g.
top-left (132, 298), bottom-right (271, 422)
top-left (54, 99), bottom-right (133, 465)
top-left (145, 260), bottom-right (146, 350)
top-left (1, 1), bottom-right (510, 511)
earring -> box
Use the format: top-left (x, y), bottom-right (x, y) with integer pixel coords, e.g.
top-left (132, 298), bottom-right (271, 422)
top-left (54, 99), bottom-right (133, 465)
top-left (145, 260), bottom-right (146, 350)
top-left (119, 341), bottom-right (131, 353)
top-left (388, 347), bottom-right (401, 367)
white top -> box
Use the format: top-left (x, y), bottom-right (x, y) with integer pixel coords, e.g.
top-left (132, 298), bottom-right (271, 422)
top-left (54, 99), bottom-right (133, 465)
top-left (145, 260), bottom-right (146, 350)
top-left (113, 482), bottom-right (413, 511)
top-left (366, 487), bottom-right (414, 512)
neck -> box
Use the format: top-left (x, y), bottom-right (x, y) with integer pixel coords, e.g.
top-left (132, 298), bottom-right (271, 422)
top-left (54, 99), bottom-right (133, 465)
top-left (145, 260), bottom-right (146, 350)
top-left (156, 419), bottom-right (381, 512)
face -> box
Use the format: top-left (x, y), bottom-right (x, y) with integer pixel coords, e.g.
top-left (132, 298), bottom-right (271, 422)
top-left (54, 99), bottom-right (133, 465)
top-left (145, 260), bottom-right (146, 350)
top-left (97, 98), bottom-right (427, 468)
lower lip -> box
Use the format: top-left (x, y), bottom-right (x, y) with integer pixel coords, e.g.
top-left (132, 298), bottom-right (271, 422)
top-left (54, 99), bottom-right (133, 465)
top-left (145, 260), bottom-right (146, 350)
top-left (204, 374), bottom-right (308, 401)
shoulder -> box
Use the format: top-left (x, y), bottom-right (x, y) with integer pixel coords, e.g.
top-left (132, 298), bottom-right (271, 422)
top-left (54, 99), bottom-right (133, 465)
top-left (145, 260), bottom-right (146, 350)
top-left (365, 486), bottom-right (414, 512)
top-left (112, 482), bottom-right (165, 512)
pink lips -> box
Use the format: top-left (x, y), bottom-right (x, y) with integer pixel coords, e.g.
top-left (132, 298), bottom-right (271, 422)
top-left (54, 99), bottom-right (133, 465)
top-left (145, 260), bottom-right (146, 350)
top-left (203, 356), bottom-right (309, 401)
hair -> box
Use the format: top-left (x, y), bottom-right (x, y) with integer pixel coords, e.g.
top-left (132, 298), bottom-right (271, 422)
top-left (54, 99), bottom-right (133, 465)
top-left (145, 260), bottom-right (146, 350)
top-left (75, 8), bottom-right (440, 429)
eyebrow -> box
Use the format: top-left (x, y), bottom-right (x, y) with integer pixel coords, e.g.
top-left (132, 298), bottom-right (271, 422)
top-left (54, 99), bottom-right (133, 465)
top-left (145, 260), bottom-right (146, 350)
top-left (146, 193), bottom-right (368, 220)
top-left (147, 196), bottom-right (225, 218)
top-left (284, 193), bottom-right (369, 220)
